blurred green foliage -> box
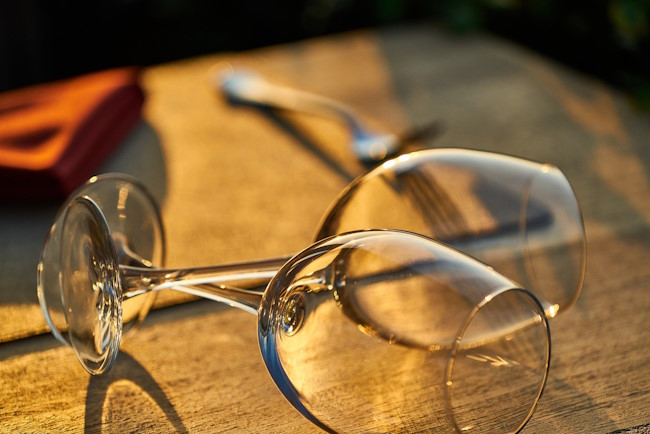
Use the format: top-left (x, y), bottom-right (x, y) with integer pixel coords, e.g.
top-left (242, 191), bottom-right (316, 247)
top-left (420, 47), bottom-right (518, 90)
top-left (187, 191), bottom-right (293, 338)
top-left (370, 0), bottom-right (650, 107)
top-left (1, 0), bottom-right (648, 107)
top-left (430, 0), bottom-right (650, 108)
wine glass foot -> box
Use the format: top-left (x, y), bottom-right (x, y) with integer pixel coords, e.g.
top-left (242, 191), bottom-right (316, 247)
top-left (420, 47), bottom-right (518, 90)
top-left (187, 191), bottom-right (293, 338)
top-left (37, 174), bottom-right (165, 347)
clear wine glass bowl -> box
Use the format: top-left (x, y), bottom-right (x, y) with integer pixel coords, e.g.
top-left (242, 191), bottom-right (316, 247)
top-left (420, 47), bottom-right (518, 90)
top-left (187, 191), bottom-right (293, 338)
top-left (316, 148), bottom-right (586, 317)
top-left (260, 230), bottom-right (550, 433)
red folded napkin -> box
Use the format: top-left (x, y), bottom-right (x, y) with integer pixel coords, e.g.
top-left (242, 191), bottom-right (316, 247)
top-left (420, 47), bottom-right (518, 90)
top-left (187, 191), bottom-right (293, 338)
top-left (0, 67), bottom-right (144, 200)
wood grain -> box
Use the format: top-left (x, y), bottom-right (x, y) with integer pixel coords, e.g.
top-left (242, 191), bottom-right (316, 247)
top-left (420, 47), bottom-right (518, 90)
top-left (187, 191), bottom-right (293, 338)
top-left (1, 24), bottom-right (649, 432)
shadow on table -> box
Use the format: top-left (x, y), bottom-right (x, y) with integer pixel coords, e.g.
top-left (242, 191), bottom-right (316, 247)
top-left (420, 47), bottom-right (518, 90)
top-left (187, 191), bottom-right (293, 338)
top-left (84, 351), bottom-right (188, 433)
top-left (259, 107), bottom-right (356, 182)
top-left (531, 374), bottom-right (617, 432)
top-left (0, 120), bottom-right (168, 342)
top-left (229, 103), bottom-right (441, 184)
top-left (80, 353), bottom-right (616, 433)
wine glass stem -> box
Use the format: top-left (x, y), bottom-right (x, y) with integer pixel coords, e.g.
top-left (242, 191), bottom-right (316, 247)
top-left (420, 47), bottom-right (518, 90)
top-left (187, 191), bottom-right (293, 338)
top-left (119, 256), bottom-right (291, 315)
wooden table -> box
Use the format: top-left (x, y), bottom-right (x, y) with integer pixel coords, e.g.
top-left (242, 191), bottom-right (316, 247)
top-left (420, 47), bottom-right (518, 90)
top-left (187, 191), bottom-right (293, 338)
top-left (1, 24), bottom-right (649, 432)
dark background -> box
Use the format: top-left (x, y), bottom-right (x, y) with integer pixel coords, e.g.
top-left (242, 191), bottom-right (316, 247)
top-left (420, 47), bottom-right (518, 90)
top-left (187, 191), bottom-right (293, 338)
top-left (1, 0), bottom-right (649, 108)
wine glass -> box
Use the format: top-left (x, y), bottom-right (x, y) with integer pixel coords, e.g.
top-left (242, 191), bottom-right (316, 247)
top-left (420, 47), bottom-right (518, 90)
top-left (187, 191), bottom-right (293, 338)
top-left (54, 193), bottom-right (550, 433)
top-left (316, 149), bottom-right (586, 318)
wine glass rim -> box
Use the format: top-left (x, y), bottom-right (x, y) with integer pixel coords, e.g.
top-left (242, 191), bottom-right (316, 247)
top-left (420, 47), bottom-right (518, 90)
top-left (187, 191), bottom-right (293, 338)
top-left (444, 286), bottom-right (551, 434)
top-left (521, 165), bottom-right (587, 316)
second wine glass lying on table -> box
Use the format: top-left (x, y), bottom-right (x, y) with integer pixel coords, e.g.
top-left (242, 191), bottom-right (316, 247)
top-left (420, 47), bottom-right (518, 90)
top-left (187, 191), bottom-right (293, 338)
top-left (316, 149), bottom-right (586, 318)
top-left (37, 148), bottom-right (585, 433)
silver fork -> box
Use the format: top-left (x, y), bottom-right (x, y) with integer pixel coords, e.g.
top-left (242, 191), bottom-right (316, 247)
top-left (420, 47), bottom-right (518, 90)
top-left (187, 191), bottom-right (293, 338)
top-left (215, 66), bottom-right (440, 164)
top-left (215, 66), bottom-right (461, 237)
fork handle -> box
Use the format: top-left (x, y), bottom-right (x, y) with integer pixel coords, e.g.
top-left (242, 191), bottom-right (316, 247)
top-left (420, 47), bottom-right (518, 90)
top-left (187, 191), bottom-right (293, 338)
top-left (219, 69), bottom-right (368, 137)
